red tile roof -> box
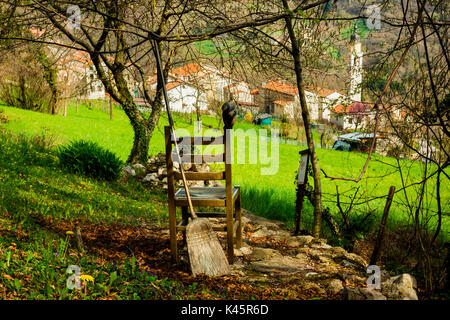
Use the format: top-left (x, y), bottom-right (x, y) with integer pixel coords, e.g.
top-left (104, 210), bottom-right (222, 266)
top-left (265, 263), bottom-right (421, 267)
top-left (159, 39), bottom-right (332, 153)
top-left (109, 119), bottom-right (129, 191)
top-left (237, 101), bottom-right (258, 106)
top-left (331, 102), bottom-right (373, 114)
top-left (171, 63), bottom-right (203, 77)
top-left (306, 86), bottom-right (344, 97)
top-left (273, 100), bottom-right (294, 107)
top-left (262, 81), bottom-right (298, 96)
top-left (166, 81), bottom-right (182, 90)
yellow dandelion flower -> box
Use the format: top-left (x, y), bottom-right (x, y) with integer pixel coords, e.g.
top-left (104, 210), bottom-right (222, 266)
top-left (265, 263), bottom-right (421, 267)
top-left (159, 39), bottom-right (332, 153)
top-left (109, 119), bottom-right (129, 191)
top-left (66, 231), bottom-right (74, 235)
top-left (80, 274), bottom-right (94, 283)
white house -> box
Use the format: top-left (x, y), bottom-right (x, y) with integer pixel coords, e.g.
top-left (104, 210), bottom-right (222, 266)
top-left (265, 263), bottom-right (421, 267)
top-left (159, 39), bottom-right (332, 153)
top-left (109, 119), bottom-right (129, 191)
top-left (329, 102), bottom-right (375, 130)
top-left (306, 86), bottom-right (348, 122)
top-left (148, 77), bottom-right (207, 113)
top-left (165, 81), bottom-right (207, 113)
top-left (57, 50), bottom-right (142, 101)
top-left (169, 62), bottom-right (234, 103)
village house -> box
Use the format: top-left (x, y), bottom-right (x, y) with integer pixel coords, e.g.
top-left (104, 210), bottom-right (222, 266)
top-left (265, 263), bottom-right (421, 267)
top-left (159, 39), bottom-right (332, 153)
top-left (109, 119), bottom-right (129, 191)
top-left (147, 72), bottom-right (207, 114)
top-left (329, 101), bottom-right (375, 130)
top-left (169, 62), bottom-right (233, 104)
top-left (305, 86), bottom-right (348, 122)
top-left (56, 50), bottom-right (142, 101)
top-left (256, 80), bottom-right (321, 120)
top-left (223, 81), bottom-right (258, 113)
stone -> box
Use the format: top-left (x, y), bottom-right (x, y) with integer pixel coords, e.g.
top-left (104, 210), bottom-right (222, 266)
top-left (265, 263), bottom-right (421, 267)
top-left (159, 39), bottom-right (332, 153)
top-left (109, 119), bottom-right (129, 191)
top-left (122, 166), bottom-right (136, 177)
top-left (250, 256), bottom-right (303, 274)
top-left (132, 164), bottom-right (147, 177)
top-left (312, 238), bottom-right (327, 245)
top-left (381, 274), bottom-right (418, 300)
top-left (248, 247), bottom-right (282, 261)
top-left (302, 282), bottom-right (326, 295)
top-left (272, 230), bottom-right (291, 241)
top-left (291, 235), bottom-right (314, 246)
top-left (343, 287), bottom-right (387, 300)
top-left (287, 237), bottom-right (302, 247)
top-left (330, 246), bottom-right (348, 257)
top-left (317, 255), bottom-right (333, 265)
top-left (340, 259), bottom-right (356, 268)
top-left (311, 242), bottom-right (332, 249)
top-left (234, 248), bottom-right (244, 257)
top-left (305, 272), bottom-right (318, 278)
top-left (241, 216), bottom-right (250, 228)
top-left (182, 163), bottom-right (192, 171)
top-left (343, 253), bottom-right (368, 269)
top-left (344, 274), bottom-right (366, 284)
top-left (132, 163), bottom-right (145, 170)
top-left (250, 226), bottom-right (273, 238)
top-left (243, 211), bottom-right (285, 230)
top-left (380, 270), bottom-right (391, 283)
top-left (295, 253), bottom-right (309, 261)
top-left (327, 279), bottom-right (344, 294)
top-left (239, 246), bottom-right (253, 255)
top-left (143, 173), bottom-right (159, 183)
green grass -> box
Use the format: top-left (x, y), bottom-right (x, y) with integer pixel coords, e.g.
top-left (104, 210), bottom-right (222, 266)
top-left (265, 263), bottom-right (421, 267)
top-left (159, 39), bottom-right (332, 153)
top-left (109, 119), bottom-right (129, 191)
top-left (1, 103), bottom-right (449, 241)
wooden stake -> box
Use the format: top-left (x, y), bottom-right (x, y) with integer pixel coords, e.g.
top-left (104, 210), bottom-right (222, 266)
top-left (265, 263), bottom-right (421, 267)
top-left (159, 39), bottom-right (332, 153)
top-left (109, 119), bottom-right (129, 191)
top-left (294, 150), bottom-right (309, 235)
top-left (74, 226), bottom-right (85, 253)
top-left (109, 96), bottom-right (113, 120)
top-left (370, 186), bottom-right (395, 265)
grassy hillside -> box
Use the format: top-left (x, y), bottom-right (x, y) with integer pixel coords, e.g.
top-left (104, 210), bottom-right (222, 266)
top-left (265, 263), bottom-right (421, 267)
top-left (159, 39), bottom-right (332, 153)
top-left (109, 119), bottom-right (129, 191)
top-left (0, 126), bottom-right (284, 299)
top-left (1, 104), bottom-right (448, 240)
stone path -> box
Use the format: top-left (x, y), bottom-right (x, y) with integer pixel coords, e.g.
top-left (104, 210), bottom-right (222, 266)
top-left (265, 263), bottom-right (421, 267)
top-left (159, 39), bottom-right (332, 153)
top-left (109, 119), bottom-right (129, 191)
top-left (211, 210), bottom-right (418, 300)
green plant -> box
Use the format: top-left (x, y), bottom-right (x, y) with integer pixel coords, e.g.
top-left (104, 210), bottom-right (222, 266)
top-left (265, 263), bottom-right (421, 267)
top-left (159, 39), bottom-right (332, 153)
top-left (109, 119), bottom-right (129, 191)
top-left (57, 140), bottom-right (123, 181)
top-left (0, 108), bottom-right (9, 123)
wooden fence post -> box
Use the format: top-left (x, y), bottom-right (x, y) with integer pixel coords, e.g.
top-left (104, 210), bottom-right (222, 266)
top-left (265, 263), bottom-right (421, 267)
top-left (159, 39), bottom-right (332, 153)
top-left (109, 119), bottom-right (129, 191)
top-left (370, 186), bottom-right (396, 265)
top-left (109, 96), bottom-right (113, 120)
top-left (294, 149), bottom-right (309, 235)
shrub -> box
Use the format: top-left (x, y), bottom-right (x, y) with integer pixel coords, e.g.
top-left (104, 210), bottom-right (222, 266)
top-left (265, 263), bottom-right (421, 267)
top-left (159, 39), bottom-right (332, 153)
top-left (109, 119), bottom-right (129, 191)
top-left (57, 140), bottom-right (123, 181)
top-left (0, 108), bottom-right (8, 123)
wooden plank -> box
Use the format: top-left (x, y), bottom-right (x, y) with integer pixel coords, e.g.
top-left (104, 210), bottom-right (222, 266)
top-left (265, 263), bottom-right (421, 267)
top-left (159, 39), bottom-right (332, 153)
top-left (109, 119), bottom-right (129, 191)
top-left (294, 184), bottom-right (306, 236)
top-left (196, 212), bottom-right (226, 218)
top-left (177, 225), bottom-right (227, 232)
top-left (174, 198), bottom-right (226, 207)
top-left (225, 128), bottom-right (234, 263)
top-left (235, 186), bottom-right (242, 248)
top-left (172, 153), bottom-right (225, 163)
top-left (233, 219), bottom-right (240, 234)
top-left (174, 171), bottom-right (225, 181)
top-left (165, 126), bottom-right (178, 261)
top-left (297, 151), bottom-right (309, 185)
top-left (171, 135), bottom-right (224, 145)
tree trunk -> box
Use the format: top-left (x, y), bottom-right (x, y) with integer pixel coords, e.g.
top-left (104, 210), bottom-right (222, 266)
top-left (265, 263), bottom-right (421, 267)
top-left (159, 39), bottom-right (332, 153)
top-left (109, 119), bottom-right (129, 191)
top-left (283, 0), bottom-right (322, 238)
top-left (127, 116), bottom-right (151, 164)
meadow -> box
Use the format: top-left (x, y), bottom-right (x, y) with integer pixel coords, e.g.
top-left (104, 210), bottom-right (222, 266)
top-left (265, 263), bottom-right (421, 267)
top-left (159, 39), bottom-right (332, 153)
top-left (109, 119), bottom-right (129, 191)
top-left (1, 103), bottom-right (448, 240)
